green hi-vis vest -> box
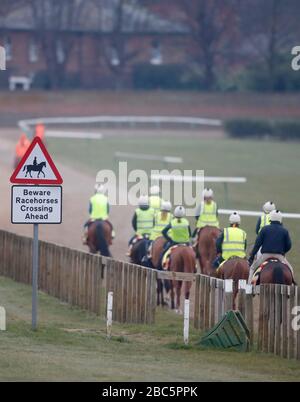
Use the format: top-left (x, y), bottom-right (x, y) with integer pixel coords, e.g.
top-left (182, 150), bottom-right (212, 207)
top-left (136, 207), bottom-right (155, 236)
top-left (197, 201), bottom-right (219, 228)
top-left (90, 193), bottom-right (109, 220)
top-left (150, 212), bottom-right (172, 241)
top-left (259, 213), bottom-right (271, 232)
top-left (149, 195), bottom-right (161, 211)
top-left (222, 227), bottom-right (247, 261)
top-left (169, 218), bottom-right (190, 243)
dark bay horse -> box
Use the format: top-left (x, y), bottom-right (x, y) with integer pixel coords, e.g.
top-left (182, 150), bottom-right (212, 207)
top-left (150, 236), bottom-right (171, 306)
top-left (168, 246), bottom-right (196, 313)
top-left (259, 259), bottom-right (293, 285)
top-left (87, 220), bottom-right (112, 257)
top-left (130, 238), bottom-right (149, 265)
top-left (23, 161), bottom-right (47, 178)
top-left (217, 257), bottom-right (249, 309)
top-left (197, 226), bottom-right (221, 276)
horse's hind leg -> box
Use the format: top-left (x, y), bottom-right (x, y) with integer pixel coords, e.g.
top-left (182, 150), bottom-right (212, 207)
top-left (176, 281), bottom-right (182, 312)
top-left (170, 281), bottom-right (175, 309)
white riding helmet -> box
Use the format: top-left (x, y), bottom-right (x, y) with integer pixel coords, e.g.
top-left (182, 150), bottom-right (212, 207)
top-left (150, 185), bottom-right (160, 195)
top-left (95, 184), bottom-right (105, 194)
top-left (161, 201), bottom-right (172, 212)
top-left (263, 201), bottom-right (276, 214)
top-left (202, 188), bottom-right (214, 199)
top-left (174, 205), bottom-right (185, 218)
top-left (269, 209), bottom-right (282, 223)
top-left (229, 212), bottom-right (241, 224)
top-left (138, 195), bottom-right (149, 207)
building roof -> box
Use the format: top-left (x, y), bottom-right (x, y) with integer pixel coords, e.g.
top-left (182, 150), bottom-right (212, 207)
top-left (0, 0), bottom-right (188, 34)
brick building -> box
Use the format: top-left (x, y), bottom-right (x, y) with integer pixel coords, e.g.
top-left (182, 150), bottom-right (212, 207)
top-left (0, 1), bottom-right (190, 89)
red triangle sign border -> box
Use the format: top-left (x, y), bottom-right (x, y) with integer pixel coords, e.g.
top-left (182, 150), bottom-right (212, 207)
top-left (10, 137), bottom-right (63, 185)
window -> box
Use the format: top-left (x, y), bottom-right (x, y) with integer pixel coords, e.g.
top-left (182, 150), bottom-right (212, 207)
top-left (110, 47), bottom-right (120, 66)
top-left (4, 36), bottom-right (12, 61)
top-left (29, 38), bottom-right (39, 63)
top-left (150, 41), bottom-right (162, 65)
top-left (56, 40), bottom-right (65, 64)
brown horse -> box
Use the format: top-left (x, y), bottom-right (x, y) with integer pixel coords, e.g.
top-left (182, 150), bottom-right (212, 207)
top-left (87, 220), bottom-right (112, 257)
top-left (217, 257), bottom-right (249, 309)
top-left (150, 236), bottom-right (171, 306)
top-left (259, 259), bottom-right (293, 285)
top-left (197, 226), bottom-right (221, 276)
top-left (168, 246), bottom-right (196, 313)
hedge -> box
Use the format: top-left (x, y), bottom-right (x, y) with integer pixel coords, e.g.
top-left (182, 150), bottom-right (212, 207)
top-left (225, 119), bottom-right (300, 140)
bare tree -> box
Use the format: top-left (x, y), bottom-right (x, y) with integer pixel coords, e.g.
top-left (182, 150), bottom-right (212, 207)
top-left (93, 0), bottom-right (144, 89)
top-left (29, 0), bottom-right (86, 88)
top-left (179, 0), bottom-right (239, 90)
top-left (239, 0), bottom-right (300, 89)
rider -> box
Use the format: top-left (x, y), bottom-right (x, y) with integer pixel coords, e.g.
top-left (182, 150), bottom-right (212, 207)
top-left (149, 185), bottom-right (163, 212)
top-left (256, 201), bottom-right (276, 234)
top-left (193, 188), bottom-right (219, 238)
top-left (248, 210), bottom-right (294, 284)
top-left (33, 156), bottom-right (38, 166)
top-left (213, 212), bottom-right (247, 269)
top-left (161, 206), bottom-right (191, 262)
top-left (82, 184), bottom-right (110, 244)
top-left (150, 201), bottom-right (173, 241)
top-left (127, 195), bottom-right (155, 252)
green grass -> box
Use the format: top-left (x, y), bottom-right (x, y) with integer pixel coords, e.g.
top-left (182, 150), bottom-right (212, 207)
top-left (47, 134), bottom-right (300, 280)
top-left (1, 276), bottom-right (300, 381)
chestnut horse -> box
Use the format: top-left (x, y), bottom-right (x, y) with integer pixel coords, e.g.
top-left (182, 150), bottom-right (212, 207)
top-left (87, 220), bottom-right (112, 257)
top-left (168, 245), bottom-right (196, 313)
top-left (259, 259), bottom-right (293, 285)
top-left (150, 236), bottom-right (171, 306)
top-left (217, 257), bottom-right (249, 309)
top-left (197, 226), bottom-right (221, 276)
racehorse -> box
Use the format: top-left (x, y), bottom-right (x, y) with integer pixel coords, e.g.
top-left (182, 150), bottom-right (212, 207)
top-left (130, 237), bottom-right (149, 266)
top-left (259, 259), bottom-right (293, 285)
top-left (217, 257), bottom-right (249, 309)
top-left (150, 236), bottom-right (171, 306)
top-left (87, 220), bottom-right (113, 257)
top-left (168, 246), bottom-right (196, 313)
top-left (197, 226), bottom-right (221, 276)
top-left (23, 161), bottom-right (47, 178)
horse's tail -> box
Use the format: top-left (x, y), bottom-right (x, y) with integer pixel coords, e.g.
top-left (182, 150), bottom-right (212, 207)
top-left (95, 221), bottom-right (110, 257)
top-left (273, 264), bottom-right (285, 284)
top-left (22, 165), bottom-right (26, 171)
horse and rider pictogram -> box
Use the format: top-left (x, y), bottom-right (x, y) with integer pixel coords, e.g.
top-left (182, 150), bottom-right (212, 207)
top-left (22, 156), bottom-right (47, 178)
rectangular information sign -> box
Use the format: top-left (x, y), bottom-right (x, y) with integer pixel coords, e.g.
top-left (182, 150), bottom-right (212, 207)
top-left (11, 185), bottom-right (62, 224)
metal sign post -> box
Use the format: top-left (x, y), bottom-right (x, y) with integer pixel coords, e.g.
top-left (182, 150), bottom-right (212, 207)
top-left (32, 223), bottom-right (39, 330)
top-left (10, 136), bottom-right (63, 331)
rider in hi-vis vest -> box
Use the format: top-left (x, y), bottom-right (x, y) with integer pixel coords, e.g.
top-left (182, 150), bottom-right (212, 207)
top-left (127, 195), bottom-right (155, 256)
top-left (193, 188), bottom-right (219, 239)
top-left (213, 212), bottom-right (247, 268)
top-left (256, 201), bottom-right (276, 235)
top-left (149, 185), bottom-right (164, 212)
top-left (83, 184), bottom-right (111, 244)
top-left (150, 201), bottom-right (173, 241)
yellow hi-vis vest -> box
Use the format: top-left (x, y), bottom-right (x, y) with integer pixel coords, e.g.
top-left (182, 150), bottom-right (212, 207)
top-left (90, 193), bottom-right (109, 220)
top-left (222, 227), bottom-right (247, 261)
top-left (168, 218), bottom-right (190, 243)
top-left (136, 207), bottom-right (155, 236)
top-left (259, 213), bottom-right (271, 232)
top-left (150, 212), bottom-right (172, 241)
top-left (149, 195), bottom-right (162, 211)
top-left (197, 201), bottom-right (219, 228)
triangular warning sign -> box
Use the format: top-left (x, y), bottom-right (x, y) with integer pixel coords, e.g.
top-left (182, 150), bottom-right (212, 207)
top-left (10, 137), bottom-right (63, 184)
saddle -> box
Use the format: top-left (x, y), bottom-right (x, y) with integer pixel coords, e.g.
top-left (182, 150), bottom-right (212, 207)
top-left (251, 257), bottom-right (287, 286)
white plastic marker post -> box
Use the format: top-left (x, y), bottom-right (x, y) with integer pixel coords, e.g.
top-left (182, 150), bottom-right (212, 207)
top-left (184, 299), bottom-right (190, 345)
top-left (224, 279), bottom-right (233, 313)
top-left (107, 292), bottom-right (113, 339)
top-left (0, 307), bottom-right (6, 331)
top-left (238, 280), bottom-right (247, 290)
